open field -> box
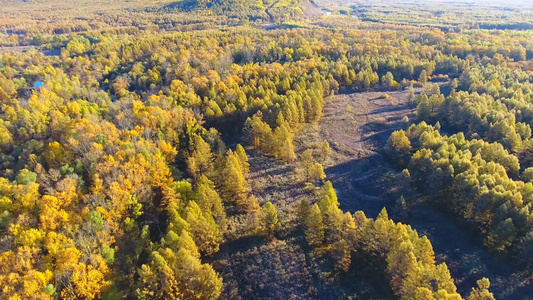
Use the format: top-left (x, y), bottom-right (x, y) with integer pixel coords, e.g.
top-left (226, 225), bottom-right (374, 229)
top-left (294, 87), bottom-right (533, 299)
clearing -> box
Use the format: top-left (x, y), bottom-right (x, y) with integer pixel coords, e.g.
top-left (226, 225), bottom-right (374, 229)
top-left (295, 88), bottom-right (533, 299)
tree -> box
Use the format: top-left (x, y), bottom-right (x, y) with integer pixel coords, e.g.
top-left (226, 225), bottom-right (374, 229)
top-left (223, 149), bottom-right (254, 212)
top-left (138, 246), bottom-right (222, 300)
top-left (416, 94), bottom-right (431, 120)
top-left (318, 181), bottom-right (339, 210)
top-left (383, 72), bottom-right (394, 88)
top-left (386, 240), bottom-right (420, 298)
top-left (68, 262), bottom-right (109, 300)
top-left (487, 218), bottom-right (517, 251)
top-left (386, 130), bottom-right (412, 166)
top-left (196, 175), bottom-right (226, 230)
top-left (305, 204), bottom-right (325, 247)
top-left (0, 120), bottom-right (13, 150)
top-left (331, 212), bottom-right (357, 272)
top-left (185, 201), bottom-right (222, 256)
top-left (429, 94), bottom-right (444, 113)
top-left (137, 251), bottom-right (182, 300)
top-left (297, 198), bottom-right (311, 226)
top-left (414, 236), bottom-right (435, 266)
top-left (308, 162), bottom-right (326, 184)
top-left (260, 202), bottom-right (280, 239)
top-left (298, 150), bottom-right (325, 183)
top-left (173, 248), bottom-right (223, 300)
top-left (451, 78), bottom-right (459, 93)
top-left (419, 70), bottom-right (428, 85)
top-left (273, 123), bottom-right (296, 163)
top-left (468, 278), bottom-right (495, 300)
top-left (187, 135), bottom-right (213, 179)
top-left (235, 144), bottom-right (250, 174)
top-left (407, 84), bottom-right (415, 107)
top-left (319, 139), bottom-right (332, 162)
top-left (243, 112), bottom-right (273, 154)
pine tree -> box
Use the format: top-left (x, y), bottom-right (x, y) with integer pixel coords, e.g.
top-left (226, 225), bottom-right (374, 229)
top-left (383, 71), bottom-right (395, 89)
top-left (174, 248), bottom-right (223, 300)
top-left (331, 211), bottom-right (358, 272)
top-left (467, 278), bottom-right (495, 300)
top-left (408, 84), bottom-right (415, 107)
top-left (318, 181), bottom-right (339, 210)
top-left (260, 202), bottom-right (280, 239)
top-left (235, 144), bottom-right (250, 175)
top-left (196, 175), bottom-right (227, 230)
top-left (177, 230), bottom-right (201, 259)
top-left (386, 240), bottom-right (420, 298)
top-left (305, 204), bottom-right (325, 247)
top-left (245, 194), bottom-right (261, 213)
top-left (416, 94), bottom-right (431, 121)
top-left (419, 70), bottom-right (428, 85)
top-left (299, 149), bottom-right (314, 181)
top-left (451, 78), bottom-right (459, 93)
top-left (187, 135), bottom-right (213, 179)
top-left (308, 162), bottom-right (326, 184)
top-left (273, 123), bottom-right (296, 163)
top-left (137, 251), bottom-right (182, 300)
top-left (414, 236), bottom-right (435, 266)
top-left (319, 139), bottom-right (332, 162)
top-left (310, 95), bottom-right (323, 122)
top-left (386, 130), bottom-right (411, 166)
top-left (297, 198), bottom-right (311, 226)
top-left (414, 287), bottom-right (434, 299)
top-left (141, 247), bottom-right (222, 300)
top-left (223, 150), bottom-right (250, 210)
top-left (243, 112), bottom-right (273, 155)
top-left (185, 201), bottom-right (222, 256)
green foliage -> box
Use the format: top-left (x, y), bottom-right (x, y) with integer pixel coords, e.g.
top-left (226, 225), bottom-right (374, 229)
top-left (260, 201), bottom-right (280, 239)
top-left (468, 278), bottom-right (495, 300)
top-left (185, 201), bottom-right (223, 256)
top-left (15, 169), bottom-right (37, 185)
top-left (386, 130), bottom-right (411, 166)
top-left (304, 203), bottom-right (324, 247)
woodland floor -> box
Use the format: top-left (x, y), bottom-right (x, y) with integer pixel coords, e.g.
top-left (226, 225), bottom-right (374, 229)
top-left (212, 87), bottom-right (533, 299)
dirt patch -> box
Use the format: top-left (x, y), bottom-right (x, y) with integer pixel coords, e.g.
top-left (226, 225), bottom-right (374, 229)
top-left (296, 90), bottom-right (414, 217)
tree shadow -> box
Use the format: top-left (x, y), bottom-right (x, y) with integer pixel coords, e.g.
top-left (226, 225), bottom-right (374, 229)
top-left (325, 153), bottom-right (399, 219)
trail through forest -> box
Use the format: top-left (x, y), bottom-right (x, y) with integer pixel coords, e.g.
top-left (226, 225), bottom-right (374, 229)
top-left (296, 89), bottom-right (533, 299)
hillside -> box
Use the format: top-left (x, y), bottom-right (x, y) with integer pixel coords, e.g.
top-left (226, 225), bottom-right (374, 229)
top-left (164, 0), bottom-right (306, 21)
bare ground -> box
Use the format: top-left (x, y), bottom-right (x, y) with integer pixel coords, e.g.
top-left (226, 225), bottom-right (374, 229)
top-left (295, 90), bottom-right (413, 218)
top-left (301, 0), bottom-right (324, 18)
top-left (213, 87), bottom-right (533, 299)
top-left (294, 89), bottom-right (533, 299)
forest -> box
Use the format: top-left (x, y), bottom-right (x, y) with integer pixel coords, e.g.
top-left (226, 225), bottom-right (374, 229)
top-left (1, 0), bottom-right (533, 299)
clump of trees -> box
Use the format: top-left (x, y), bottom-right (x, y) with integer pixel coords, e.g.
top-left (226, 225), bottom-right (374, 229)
top-left (297, 182), bottom-right (489, 299)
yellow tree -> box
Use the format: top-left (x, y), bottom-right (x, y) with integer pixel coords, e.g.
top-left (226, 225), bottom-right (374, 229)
top-left (185, 201), bottom-right (222, 256)
top-left (187, 135), bottom-right (213, 179)
top-left (305, 204), bottom-right (324, 247)
top-left (260, 202), bottom-right (280, 239)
